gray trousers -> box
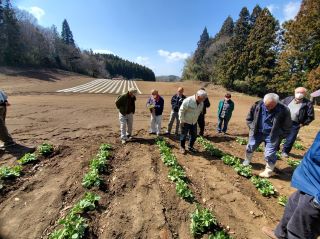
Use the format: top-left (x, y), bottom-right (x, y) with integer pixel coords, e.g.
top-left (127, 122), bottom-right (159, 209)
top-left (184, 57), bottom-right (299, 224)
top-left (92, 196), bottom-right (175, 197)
top-left (119, 113), bottom-right (133, 140)
top-left (275, 190), bottom-right (320, 239)
top-left (0, 106), bottom-right (13, 144)
top-left (167, 110), bottom-right (180, 134)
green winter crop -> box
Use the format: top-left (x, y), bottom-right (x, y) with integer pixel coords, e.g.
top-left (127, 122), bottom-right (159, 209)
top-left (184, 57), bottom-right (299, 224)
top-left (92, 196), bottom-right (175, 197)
top-left (190, 205), bottom-right (217, 236)
top-left (278, 195), bottom-right (288, 207)
top-left (233, 164), bottom-right (253, 178)
top-left (18, 153), bottom-right (37, 165)
top-left (251, 176), bottom-right (276, 197)
top-left (209, 231), bottom-right (233, 239)
top-left (168, 166), bottom-right (186, 182)
top-left (0, 165), bottom-right (22, 179)
top-left (222, 155), bottom-right (240, 166)
top-left (82, 169), bottom-right (101, 189)
top-left (176, 180), bottom-right (193, 200)
top-left (38, 143), bottom-right (54, 156)
top-left (197, 137), bottom-right (224, 158)
top-left (287, 159), bottom-right (301, 169)
top-left (293, 141), bottom-right (305, 150)
top-left (236, 137), bottom-right (248, 145)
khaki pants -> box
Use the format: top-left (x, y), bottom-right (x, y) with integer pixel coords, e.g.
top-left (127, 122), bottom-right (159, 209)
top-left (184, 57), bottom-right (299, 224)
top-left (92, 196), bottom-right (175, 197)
top-left (0, 106), bottom-right (13, 143)
top-left (119, 113), bottom-right (133, 140)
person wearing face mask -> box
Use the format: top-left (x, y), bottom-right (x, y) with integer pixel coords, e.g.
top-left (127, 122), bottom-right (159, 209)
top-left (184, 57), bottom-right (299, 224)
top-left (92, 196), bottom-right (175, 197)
top-left (281, 87), bottom-right (315, 158)
top-left (243, 93), bottom-right (292, 177)
top-left (179, 89), bottom-right (208, 154)
top-left (217, 93), bottom-right (234, 134)
top-left (146, 89), bottom-right (164, 136)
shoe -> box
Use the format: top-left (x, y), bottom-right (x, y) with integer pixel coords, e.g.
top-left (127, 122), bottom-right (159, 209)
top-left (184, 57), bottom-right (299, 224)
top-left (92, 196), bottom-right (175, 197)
top-left (164, 131), bottom-right (170, 135)
top-left (243, 152), bottom-right (253, 166)
top-left (281, 152), bottom-right (289, 158)
top-left (121, 139), bottom-right (126, 144)
top-left (259, 162), bottom-right (275, 178)
top-left (4, 141), bottom-right (16, 147)
top-left (188, 147), bottom-right (197, 153)
top-left (149, 132), bottom-right (156, 135)
top-left (180, 147), bottom-right (186, 154)
top-left (261, 226), bottom-right (277, 239)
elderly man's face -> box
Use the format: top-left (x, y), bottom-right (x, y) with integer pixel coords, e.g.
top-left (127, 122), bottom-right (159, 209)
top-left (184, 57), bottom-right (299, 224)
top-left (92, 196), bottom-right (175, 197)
top-left (196, 95), bottom-right (206, 103)
top-left (264, 99), bottom-right (277, 111)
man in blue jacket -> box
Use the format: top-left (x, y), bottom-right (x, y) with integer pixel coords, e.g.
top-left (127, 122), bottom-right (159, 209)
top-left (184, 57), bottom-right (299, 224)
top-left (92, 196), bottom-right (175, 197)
top-left (147, 89), bottom-right (164, 136)
top-left (166, 87), bottom-right (186, 136)
top-left (262, 131), bottom-right (320, 239)
top-left (281, 87), bottom-right (315, 158)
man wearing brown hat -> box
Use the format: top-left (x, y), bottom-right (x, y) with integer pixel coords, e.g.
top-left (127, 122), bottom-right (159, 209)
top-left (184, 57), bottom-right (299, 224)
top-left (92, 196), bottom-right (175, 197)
top-left (115, 87), bottom-right (137, 144)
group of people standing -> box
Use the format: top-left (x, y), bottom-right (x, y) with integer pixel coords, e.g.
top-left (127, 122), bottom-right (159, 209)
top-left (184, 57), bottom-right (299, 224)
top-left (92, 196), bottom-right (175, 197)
top-left (115, 87), bottom-right (235, 152)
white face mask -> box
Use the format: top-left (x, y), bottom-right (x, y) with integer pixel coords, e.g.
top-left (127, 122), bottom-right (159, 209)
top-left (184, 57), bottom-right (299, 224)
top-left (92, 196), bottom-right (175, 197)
top-left (295, 93), bottom-right (304, 100)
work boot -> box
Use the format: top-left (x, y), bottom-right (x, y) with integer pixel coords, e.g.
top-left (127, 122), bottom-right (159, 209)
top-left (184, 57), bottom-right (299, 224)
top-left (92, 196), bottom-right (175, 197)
top-left (259, 162), bottom-right (275, 178)
top-left (243, 152), bottom-right (253, 166)
top-left (261, 226), bottom-right (277, 239)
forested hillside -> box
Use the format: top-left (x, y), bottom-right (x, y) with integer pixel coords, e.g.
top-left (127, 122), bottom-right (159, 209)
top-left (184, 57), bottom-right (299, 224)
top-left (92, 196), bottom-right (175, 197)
top-left (182, 0), bottom-right (320, 96)
top-left (0, 0), bottom-right (155, 81)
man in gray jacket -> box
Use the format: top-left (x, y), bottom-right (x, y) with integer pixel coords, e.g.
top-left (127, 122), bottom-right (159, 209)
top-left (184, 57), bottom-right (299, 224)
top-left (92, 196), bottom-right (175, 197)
top-left (0, 90), bottom-right (15, 147)
top-left (243, 93), bottom-right (292, 177)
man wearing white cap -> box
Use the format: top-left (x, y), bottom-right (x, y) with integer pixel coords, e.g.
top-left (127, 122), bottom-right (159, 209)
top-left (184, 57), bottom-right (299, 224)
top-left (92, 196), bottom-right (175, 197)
top-left (115, 87), bottom-right (137, 144)
top-left (179, 89), bottom-right (208, 154)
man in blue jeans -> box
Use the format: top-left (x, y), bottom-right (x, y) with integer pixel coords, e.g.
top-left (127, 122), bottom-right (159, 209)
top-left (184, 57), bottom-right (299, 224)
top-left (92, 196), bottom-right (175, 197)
top-left (262, 131), bottom-right (320, 239)
top-left (281, 87), bottom-right (314, 158)
top-left (179, 90), bottom-right (207, 154)
top-left (243, 93), bottom-right (292, 177)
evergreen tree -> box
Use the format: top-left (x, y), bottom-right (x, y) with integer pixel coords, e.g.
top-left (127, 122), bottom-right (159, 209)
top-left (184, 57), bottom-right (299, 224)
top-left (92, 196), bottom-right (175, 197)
top-left (250, 5), bottom-right (262, 26)
top-left (0, 0), bottom-right (5, 64)
top-left (242, 8), bottom-right (278, 95)
top-left (272, 0), bottom-right (320, 94)
top-left (218, 7), bottom-right (251, 88)
top-left (215, 16), bottom-right (234, 38)
top-left (61, 19), bottom-right (75, 46)
top-left (194, 27), bottom-right (209, 64)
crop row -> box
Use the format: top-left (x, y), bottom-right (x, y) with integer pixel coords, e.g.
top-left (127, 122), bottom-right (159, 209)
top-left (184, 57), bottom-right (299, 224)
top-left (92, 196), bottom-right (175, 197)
top-left (156, 139), bottom-right (232, 238)
top-left (57, 79), bottom-right (142, 95)
top-left (49, 143), bottom-right (112, 239)
top-left (0, 143), bottom-right (54, 189)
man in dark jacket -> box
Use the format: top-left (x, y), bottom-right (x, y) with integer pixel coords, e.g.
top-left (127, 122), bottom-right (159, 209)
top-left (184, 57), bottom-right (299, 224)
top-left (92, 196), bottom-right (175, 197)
top-left (217, 93), bottom-right (234, 134)
top-left (166, 87), bottom-right (186, 136)
top-left (197, 88), bottom-right (211, 136)
top-left (262, 131), bottom-right (320, 239)
top-left (243, 93), bottom-right (292, 177)
top-left (0, 90), bottom-right (15, 147)
top-left (115, 87), bottom-right (137, 144)
top-left (281, 87), bottom-right (315, 158)
top-left (147, 89), bottom-right (164, 136)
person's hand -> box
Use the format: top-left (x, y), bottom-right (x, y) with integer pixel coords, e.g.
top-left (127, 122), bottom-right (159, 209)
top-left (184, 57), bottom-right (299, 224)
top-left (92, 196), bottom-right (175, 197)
top-left (5, 102), bottom-right (10, 106)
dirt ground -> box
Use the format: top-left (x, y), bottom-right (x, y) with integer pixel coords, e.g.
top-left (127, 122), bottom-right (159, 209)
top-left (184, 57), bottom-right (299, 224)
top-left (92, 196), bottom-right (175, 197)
top-left (0, 68), bottom-right (319, 239)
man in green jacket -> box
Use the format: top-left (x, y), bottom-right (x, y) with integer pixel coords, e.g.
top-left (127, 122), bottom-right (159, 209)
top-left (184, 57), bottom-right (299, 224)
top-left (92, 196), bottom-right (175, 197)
top-left (115, 87), bottom-right (137, 144)
top-left (217, 93), bottom-right (234, 134)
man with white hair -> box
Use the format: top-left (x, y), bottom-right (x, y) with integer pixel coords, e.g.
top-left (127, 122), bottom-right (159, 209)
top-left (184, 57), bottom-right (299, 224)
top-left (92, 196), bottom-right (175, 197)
top-left (243, 93), bottom-right (292, 177)
top-left (115, 87), bottom-right (137, 144)
top-left (281, 87), bottom-right (315, 158)
top-left (179, 89), bottom-right (208, 154)
top-left (0, 89), bottom-right (15, 147)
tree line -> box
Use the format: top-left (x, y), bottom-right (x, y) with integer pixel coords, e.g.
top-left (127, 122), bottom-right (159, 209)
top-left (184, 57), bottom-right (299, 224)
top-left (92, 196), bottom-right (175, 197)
top-left (182, 0), bottom-right (320, 96)
top-left (0, 0), bottom-right (155, 81)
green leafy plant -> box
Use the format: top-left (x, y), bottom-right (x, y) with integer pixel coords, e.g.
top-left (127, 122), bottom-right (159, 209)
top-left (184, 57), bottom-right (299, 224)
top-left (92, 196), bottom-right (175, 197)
top-left (197, 137), bottom-right (224, 158)
top-left (251, 176), bottom-right (276, 197)
top-left (89, 157), bottom-right (107, 172)
top-left (233, 164), bottom-right (252, 178)
top-left (0, 165), bottom-right (22, 179)
top-left (72, 192), bottom-right (100, 214)
top-left (176, 180), bottom-right (193, 200)
top-left (99, 143), bottom-right (112, 151)
top-left (18, 153), bottom-right (37, 165)
top-left (38, 143), bottom-right (54, 156)
top-left (236, 137), bottom-right (248, 145)
top-left (276, 151), bottom-right (282, 159)
top-left (190, 205), bottom-right (217, 236)
top-left (82, 169), bottom-right (101, 188)
top-left (287, 159), bottom-right (301, 169)
top-left (168, 166), bottom-right (186, 182)
top-left (255, 145), bottom-right (263, 152)
top-left (278, 195), bottom-right (288, 207)
top-left (293, 141), bottom-right (305, 150)
top-left (222, 155), bottom-right (240, 166)
top-left (209, 231), bottom-right (233, 239)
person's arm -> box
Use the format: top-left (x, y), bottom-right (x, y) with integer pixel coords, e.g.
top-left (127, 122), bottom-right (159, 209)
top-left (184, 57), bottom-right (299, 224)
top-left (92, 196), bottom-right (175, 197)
top-left (302, 102), bottom-right (315, 126)
top-left (115, 94), bottom-right (124, 109)
top-left (205, 98), bottom-right (210, 108)
top-left (171, 95), bottom-right (176, 108)
top-left (159, 97), bottom-right (164, 115)
top-left (179, 99), bottom-right (188, 124)
top-left (246, 103), bottom-right (256, 128)
top-left (282, 106), bottom-right (293, 137)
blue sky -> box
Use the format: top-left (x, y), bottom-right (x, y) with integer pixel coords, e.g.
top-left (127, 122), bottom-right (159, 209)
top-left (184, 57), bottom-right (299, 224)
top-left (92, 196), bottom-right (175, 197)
top-left (15, 0), bottom-right (301, 76)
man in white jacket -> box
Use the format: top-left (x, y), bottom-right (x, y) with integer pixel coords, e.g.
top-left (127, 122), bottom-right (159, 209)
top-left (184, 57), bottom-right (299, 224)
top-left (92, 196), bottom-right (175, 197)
top-left (179, 89), bottom-right (207, 154)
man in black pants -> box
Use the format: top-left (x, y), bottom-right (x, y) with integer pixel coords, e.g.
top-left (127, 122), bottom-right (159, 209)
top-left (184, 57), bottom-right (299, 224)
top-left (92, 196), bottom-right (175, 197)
top-left (197, 88), bottom-right (210, 136)
top-left (0, 90), bottom-right (15, 147)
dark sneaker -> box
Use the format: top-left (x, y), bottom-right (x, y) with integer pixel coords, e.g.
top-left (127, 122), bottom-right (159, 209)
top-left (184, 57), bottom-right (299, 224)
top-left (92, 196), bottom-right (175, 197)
top-left (188, 147), bottom-right (197, 153)
top-left (4, 141), bottom-right (16, 147)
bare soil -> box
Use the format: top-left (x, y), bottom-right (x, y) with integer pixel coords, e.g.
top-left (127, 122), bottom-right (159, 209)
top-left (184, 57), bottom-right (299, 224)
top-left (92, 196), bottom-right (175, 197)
top-left (0, 67), bottom-right (319, 239)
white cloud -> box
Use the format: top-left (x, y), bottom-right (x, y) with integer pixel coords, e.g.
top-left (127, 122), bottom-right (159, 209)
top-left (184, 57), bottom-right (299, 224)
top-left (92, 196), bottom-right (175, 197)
top-left (283, 1), bottom-right (300, 21)
top-left (93, 49), bottom-right (115, 55)
top-left (158, 49), bottom-right (190, 62)
top-left (135, 56), bottom-right (150, 66)
top-left (19, 6), bottom-right (45, 21)
top-left (267, 4), bottom-right (279, 14)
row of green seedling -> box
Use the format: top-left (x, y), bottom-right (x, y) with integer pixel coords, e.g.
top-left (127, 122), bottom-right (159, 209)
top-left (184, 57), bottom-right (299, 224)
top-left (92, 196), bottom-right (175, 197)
top-left (235, 137), bottom-right (263, 152)
top-left (197, 137), bottom-right (276, 197)
top-left (49, 192), bottom-right (100, 239)
top-left (156, 139), bottom-right (194, 201)
top-left (82, 143), bottom-right (112, 189)
top-left (0, 143), bottom-right (54, 181)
